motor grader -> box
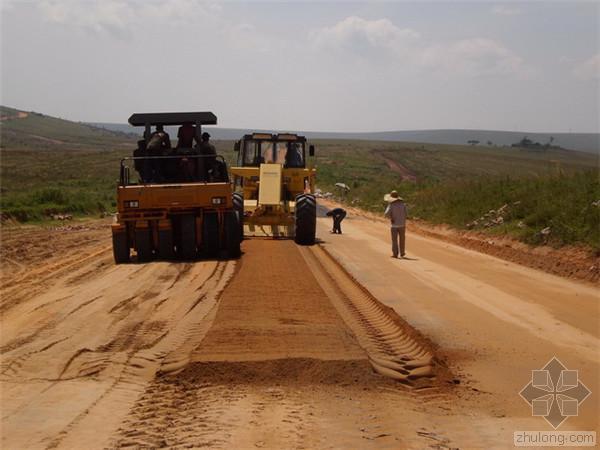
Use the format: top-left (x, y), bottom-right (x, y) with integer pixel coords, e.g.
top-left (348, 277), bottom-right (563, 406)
top-left (230, 133), bottom-right (317, 244)
top-left (111, 112), bottom-right (240, 263)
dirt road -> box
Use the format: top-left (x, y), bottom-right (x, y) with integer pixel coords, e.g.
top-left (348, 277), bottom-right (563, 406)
top-left (317, 203), bottom-right (599, 431)
top-left (1, 212), bottom-right (598, 449)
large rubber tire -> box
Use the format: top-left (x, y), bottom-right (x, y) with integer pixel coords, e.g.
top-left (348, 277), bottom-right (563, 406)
top-left (202, 212), bottom-right (219, 259)
top-left (135, 227), bottom-right (153, 262)
top-left (158, 228), bottom-right (176, 260)
top-left (232, 192), bottom-right (244, 240)
top-left (112, 231), bottom-right (130, 264)
top-left (294, 194), bottom-right (316, 245)
top-left (179, 214), bottom-right (197, 260)
top-left (223, 210), bottom-right (241, 258)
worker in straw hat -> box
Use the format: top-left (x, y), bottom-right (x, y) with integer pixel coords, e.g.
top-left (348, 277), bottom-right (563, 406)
top-left (384, 190), bottom-right (408, 258)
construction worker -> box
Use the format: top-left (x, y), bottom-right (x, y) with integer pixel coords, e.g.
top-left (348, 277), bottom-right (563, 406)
top-left (285, 142), bottom-right (303, 167)
top-left (197, 132), bottom-right (218, 181)
top-left (175, 123), bottom-right (198, 181)
top-left (326, 207), bottom-right (347, 234)
top-left (145, 125), bottom-right (171, 182)
top-left (176, 122), bottom-right (197, 149)
top-left (147, 125), bottom-right (171, 152)
top-left (384, 190), bottom-right (407, 258)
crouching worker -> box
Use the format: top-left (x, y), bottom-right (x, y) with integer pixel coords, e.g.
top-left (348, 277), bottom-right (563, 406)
top-left (326, 207), bottom-right (347, 234)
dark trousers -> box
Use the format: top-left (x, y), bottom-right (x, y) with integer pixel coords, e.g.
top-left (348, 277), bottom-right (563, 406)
top-left (391, 227), bottom-right (406, 257)
top-left (332, 211), bottom-right (346, 234)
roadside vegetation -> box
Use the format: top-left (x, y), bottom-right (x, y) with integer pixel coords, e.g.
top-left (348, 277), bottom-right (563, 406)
top-left (1, 108), bottom-right (598, 250)
top-left (314, 140), bottom-right (599, 251)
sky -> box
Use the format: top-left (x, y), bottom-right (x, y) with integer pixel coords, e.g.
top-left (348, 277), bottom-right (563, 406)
top-left (1, 0), bottom-right (598, 132)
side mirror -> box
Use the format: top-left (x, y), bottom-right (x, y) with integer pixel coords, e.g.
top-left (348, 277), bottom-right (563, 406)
top-left (234, 141), bottom-right (240, 152)
top-left (309, 145), bottom-right (315, 157)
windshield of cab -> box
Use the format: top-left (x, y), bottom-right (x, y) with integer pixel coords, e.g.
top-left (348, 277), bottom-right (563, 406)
top-left (241, 140), bottom-right (304, 168)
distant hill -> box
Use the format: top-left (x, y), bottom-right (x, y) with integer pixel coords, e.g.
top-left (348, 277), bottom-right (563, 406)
top-left (2, 105), bottom-right (597, 154)
top-left (1, 106), bottom-right (134, 150)
top-left (90, 121), bottom-right (599, 154)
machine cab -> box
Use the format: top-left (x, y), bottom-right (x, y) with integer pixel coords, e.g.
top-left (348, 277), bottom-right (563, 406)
top-left (235, 133), bottom-right (314, 169)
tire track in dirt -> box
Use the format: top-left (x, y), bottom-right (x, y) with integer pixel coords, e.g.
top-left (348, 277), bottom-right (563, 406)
top-left (110, 240), bottom-right (447, 449)
top-left (0, 245), bottom-right (112, 314)
top-left (1, 227), bottom-right (237, 450)
top-left (45, 261), bottom-right (236, 450)
top-left (300, 245), bottom-right (441, 387)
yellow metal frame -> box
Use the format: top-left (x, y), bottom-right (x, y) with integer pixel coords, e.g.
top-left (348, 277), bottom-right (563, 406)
top-left (231, 165), bottom-right (316, 230)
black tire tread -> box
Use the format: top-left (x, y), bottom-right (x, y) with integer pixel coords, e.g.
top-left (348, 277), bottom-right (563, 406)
top-left (135, 227), bottom-right (153, 262)
top-left (112, 231), bottom-right (130, 264)
top-left (295, 194), bottom-right (316, 245)
top-left (223, 210), bottom-right (241, 258)
top-left (202, 212), bottom-right (220, 258)
top-left (179, 215), bottom-right (197, 260)
top-left (232, 192), bottom-right (244, 240)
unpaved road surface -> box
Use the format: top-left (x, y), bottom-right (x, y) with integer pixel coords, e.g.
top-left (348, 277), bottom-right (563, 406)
top-left (1, 211), bottom-right (599, 449)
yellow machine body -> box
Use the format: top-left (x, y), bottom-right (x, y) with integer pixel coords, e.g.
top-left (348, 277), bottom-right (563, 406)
top-left (230, 133), bottom-right (317, 239)
top-left (110, 110), bottom-right (241, 263)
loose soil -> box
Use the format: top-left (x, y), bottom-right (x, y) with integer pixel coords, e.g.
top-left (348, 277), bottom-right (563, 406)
top-left (1, 216), bottom-right (598, 449)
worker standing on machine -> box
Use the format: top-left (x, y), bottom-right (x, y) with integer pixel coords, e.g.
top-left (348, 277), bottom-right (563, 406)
top-left (145, 125), bottom-right (171, 182)
top-left (176, 123), bottom-right (198, 181)
top-left (197, 132), bottom-right (218, 181)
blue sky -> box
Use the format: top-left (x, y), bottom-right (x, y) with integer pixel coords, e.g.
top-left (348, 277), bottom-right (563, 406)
top-left (1, 1), bottom-right (598, 132)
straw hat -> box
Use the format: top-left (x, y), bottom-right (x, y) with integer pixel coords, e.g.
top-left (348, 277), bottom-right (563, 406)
top-left (384, 190), bottom-right (403, 202)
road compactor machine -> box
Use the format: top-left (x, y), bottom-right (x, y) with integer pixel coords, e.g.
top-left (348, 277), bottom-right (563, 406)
top-left (111, 112), bottom-right (240, 263)
top-left (230, 133), bottom-right (317, 244)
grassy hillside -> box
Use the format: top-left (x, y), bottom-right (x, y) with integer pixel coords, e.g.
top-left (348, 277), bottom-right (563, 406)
top-left (1, 106), bottom-right (134, 150)
top-left (2, 107), bottom-right (599, 250)
top-left (1, 106), bottom-right (137, 221)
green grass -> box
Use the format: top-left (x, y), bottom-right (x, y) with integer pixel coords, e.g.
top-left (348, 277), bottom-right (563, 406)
top-left (0, 142), bottom-right (234, 222)
top-left (410, 172), bottom-right (600, 250)
top-left (1, 148), bottom-right (130, 221)
top-left (312, 140), bottom-right (599, 250)
top-left (1, 108), bottom-right (598, 250)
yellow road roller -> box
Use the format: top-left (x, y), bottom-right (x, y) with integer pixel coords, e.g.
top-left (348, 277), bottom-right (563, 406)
top-left (111, 112), bottom-right (240, 263)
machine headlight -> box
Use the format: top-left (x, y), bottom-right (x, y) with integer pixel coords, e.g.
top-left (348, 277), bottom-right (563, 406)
top-left (125, 200), bottom-right (139, 208)
top-left (211, 197), bottom-right (226, 205)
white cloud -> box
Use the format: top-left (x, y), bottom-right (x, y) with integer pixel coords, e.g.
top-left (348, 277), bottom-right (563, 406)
top-left (421, 38), bottom-right (529, 78)
top-left (226, 23), bottom-right (272, 52)
top-left (309, 16), bottom-right (419, 57)
top-left (573, 54), bottom-right (600, 80)
top-left (1, 0), bottom-right (19, 13)
top-left (491, 5), bottom-right (522, 16)
top-left (38, 0), bottom-right (221, 39)
top-left (39, 0), bottom-right (136, 38)
top-left (311, 16), bottom-right (530, 78)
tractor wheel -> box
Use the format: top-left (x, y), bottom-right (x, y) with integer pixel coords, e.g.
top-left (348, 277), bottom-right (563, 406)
top-left (179, 214), bottom-right (197, 260)
top-left (112, 230), bottom-right (130, 264)
top-left (135, 227), bottom-right (153, 262)
top-left (294, 194), bottom-right (316, 245)
top-left (202, 212), bottom-right (219, 258)
top-left (158, 227), bottom-right (176, 260)
top-left (223, 210), bottom-right (241, 258)
top-left (232, 192), bottom-right (244, 240)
